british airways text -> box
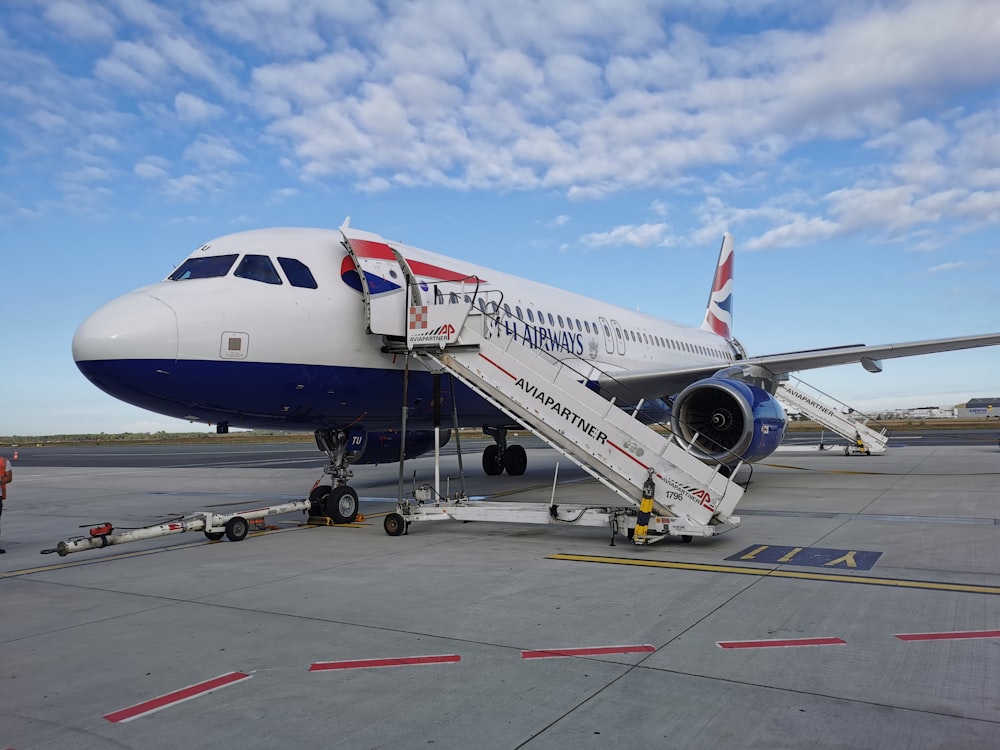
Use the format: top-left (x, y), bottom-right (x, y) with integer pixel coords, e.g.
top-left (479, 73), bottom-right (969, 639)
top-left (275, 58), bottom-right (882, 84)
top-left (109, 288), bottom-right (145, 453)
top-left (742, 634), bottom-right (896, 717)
top-left (492, 319), bottom-right (585, 356)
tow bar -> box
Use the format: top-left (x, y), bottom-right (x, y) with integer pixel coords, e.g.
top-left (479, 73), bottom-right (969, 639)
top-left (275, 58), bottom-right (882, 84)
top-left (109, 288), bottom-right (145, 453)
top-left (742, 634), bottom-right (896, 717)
top-left (43, 500), bottom-right (313, 556)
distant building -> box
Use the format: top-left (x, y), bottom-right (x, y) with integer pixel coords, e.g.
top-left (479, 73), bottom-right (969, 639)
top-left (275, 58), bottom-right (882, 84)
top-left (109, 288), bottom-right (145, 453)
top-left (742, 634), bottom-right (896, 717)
top-left (955, 397), bottom-right (1000, 419)
top-left (908, 406), bottom-right (945, 419)
top-left (874, 406), bottom-right (948, 420)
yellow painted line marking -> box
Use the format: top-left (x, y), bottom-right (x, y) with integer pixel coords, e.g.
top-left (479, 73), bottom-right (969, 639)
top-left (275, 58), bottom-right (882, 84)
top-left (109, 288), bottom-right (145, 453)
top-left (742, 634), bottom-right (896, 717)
top-left (824, 550), bottom-right (858, 568)
top-left (761, 462), bottom-right (1000, 477)
top-left (739, 545), bottom-right (769, 560)
top-left (777, 547), bottom-right (803, 563)
top-left (548, 554), bottom-right (1000, 596)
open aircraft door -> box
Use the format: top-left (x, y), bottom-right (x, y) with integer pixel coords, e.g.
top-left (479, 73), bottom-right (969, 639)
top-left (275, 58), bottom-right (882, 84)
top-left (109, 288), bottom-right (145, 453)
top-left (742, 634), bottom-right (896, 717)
top-left (342, 227), bottom-right (474, 347)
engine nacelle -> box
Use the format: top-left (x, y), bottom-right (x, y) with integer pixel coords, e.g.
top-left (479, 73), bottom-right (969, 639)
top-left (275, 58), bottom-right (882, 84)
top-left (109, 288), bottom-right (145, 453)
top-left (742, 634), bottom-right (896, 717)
top-left (670, 377), bottom-right (786, 466)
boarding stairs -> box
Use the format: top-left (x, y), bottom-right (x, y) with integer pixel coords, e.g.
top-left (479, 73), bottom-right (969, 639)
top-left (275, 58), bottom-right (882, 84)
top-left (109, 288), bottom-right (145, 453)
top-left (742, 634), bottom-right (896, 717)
top-left (776, 376), bottom-right (889, 454)
top-left (342, 228), bottom-right (745, 540)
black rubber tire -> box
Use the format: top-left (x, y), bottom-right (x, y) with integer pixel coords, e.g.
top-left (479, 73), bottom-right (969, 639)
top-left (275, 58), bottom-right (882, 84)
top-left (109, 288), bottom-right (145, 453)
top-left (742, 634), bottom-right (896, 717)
top-left (308, 485), bottom-right (330, 517)
top-left (502, 444), bottom-right (527, 476)
top-left (225, 516), bottom-right (250, 542)
top-left (482, 444), bottom-right (504, 475)
top-left (204, 531), bottom-right (225, 541)
top-left (384, 513), bottom-right (406, 537)
top-left (681, 535), bottom-right (693, 543)
top-left (325, 485), bottom-right (360, 524)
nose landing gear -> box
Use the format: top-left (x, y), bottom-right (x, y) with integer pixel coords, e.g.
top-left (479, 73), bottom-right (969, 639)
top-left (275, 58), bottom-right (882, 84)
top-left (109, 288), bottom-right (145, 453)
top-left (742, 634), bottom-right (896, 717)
top-left (310, 428), bottom-right (363, 523)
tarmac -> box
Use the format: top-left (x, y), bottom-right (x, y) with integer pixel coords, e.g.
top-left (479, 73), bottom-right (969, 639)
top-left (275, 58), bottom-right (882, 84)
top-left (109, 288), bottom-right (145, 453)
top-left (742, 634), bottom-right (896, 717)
top-left (1, 437), bottom-right (999, 749)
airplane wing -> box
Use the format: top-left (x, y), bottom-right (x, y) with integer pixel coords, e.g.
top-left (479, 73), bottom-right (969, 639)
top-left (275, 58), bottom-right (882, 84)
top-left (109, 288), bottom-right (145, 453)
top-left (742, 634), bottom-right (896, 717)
top-left (598, 332), bottom-right (1000, 400)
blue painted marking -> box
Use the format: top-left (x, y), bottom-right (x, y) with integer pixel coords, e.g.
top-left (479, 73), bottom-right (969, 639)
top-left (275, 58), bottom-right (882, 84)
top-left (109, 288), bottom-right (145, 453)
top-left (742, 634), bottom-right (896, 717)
top-left (726, 544), bottom-right (882, 570)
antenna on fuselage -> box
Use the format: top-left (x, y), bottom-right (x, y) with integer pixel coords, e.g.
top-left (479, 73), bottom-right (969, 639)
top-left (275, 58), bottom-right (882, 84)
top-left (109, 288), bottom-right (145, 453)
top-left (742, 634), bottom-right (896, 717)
top-left (340, 216), bottom-right (351, 230)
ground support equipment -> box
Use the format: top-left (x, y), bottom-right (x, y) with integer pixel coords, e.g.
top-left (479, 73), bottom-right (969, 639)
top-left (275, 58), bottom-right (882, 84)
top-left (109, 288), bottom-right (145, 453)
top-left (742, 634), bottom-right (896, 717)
top-left (382, 484), bottom-right (738, 544)
top-left (46, 500), bottom-right (312, 557)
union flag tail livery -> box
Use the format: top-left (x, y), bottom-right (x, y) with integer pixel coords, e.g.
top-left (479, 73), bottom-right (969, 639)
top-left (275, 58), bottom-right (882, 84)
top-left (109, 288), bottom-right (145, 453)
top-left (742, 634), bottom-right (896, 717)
top-left (701, 232), bottom-right (734, 339)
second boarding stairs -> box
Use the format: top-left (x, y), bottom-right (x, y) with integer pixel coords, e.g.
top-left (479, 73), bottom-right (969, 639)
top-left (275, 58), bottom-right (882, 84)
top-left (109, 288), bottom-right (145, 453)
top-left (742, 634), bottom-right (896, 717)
top-left (776, 376), bottom-right (889, 455)
top-left (342, 228), bottom-right (745, 542)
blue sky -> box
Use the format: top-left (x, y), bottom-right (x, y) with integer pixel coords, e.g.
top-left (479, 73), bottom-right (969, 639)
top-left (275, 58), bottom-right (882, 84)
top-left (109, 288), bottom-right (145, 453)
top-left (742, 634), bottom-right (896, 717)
top-left (3, 0), bottom-right (1000, 435)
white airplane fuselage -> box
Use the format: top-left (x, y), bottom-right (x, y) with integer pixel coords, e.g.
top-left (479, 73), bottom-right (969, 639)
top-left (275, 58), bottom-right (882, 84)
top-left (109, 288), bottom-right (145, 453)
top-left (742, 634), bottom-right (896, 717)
top-left (73, 227), bottom-right (738, 436)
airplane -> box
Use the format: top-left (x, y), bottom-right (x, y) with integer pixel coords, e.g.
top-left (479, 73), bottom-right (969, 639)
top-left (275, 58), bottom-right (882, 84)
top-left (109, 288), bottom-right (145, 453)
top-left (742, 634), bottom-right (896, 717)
top-left (72, 221), bottom-right (1000, 524)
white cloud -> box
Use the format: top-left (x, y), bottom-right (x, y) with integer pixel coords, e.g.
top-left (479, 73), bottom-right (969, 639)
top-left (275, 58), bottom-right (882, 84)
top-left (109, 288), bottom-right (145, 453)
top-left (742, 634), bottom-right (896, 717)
top-left (580, 222), bottom-right (670, 249)
top-left (44, 0), bottom-right (117, 40)
top-left (267, 187), bottom-right (299, 204)
top-left (174, 91), bottom-right (225, 123)
top-left (134, 157), bottom-right (169, 180)
top-left (95, 40), bottom-right (169, 90)
top-left (112, 0), bottom-right (175, 35)
top-left (7, 0), bottom-right (1000, 245)
top-left (201, 0), bottom-right (380, 57)
top-left (158, 34), bottom-right (241, 100)
top-left (928, 261), bottom-right (968, 273)
top-left (743, 216), bottom-right (839, 250)
top-left (182, 134), bottom-right (245, 168)
top-left (62, 165), bottom-right (113, 184)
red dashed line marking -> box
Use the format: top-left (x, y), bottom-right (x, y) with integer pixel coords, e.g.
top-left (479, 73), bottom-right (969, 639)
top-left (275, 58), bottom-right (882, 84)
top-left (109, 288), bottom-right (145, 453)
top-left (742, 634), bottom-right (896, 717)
top-left (521, 644), bottom-right (656, 659)
top-left (103, 671), bottom-right (251, 723)
top-left (895, 629), bottom-right (1000, 641)
top-left (309, 654), bottom-right (461, 671)
top-left (717, 637), bottom-right (846, 649)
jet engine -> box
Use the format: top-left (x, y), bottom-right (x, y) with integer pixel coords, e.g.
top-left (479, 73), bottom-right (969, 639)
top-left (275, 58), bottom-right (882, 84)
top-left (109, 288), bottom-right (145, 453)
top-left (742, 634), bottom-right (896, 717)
top-left (670, 377), bottom-right (786, 466)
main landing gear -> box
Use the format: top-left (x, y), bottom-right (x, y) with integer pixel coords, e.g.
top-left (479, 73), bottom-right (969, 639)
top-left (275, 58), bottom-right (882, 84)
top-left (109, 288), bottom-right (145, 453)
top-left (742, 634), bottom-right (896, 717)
top-left (482, 425), bottom-right (527, 476)
top-left (310, 428), bottom-right (362, 523)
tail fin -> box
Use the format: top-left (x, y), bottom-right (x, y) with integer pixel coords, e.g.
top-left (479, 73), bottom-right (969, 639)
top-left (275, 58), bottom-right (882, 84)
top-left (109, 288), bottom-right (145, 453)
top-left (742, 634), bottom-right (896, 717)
top-left (701, 233), bottom-right (734, 339)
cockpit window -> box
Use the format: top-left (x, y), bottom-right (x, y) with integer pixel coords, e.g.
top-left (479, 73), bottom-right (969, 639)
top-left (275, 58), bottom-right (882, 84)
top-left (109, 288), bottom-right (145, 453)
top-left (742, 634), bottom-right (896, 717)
top-left (277, 257), bottom-right (318, 289)
top-left (235, 254), bottom-right (282, 285)
top-left (168, 254), bottom-right (238, 281)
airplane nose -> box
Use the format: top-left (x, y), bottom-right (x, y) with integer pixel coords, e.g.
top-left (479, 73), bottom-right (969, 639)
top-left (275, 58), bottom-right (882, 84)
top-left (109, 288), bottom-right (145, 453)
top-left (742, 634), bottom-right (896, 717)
top-left (73, 290), bottom-right (179, 363)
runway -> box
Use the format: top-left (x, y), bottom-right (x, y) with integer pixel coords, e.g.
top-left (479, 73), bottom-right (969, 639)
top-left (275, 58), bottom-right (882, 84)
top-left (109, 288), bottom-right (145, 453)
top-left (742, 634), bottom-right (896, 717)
top-left (2, 437), bottom-right (999, 748)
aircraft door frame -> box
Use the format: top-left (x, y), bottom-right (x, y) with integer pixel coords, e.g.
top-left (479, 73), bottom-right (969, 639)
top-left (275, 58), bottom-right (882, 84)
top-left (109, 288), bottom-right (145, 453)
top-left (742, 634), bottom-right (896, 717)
top-left (610, 319), bottom-right (626, 355)
top-left (598, 316), bottom-right (614, 354)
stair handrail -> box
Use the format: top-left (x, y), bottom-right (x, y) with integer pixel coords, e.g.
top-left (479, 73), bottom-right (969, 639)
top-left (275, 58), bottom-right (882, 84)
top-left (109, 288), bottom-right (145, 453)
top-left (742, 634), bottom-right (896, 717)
top-left (782, 374), bottom-right (891, 437)
top-left (447, 299), bottom-right (749, 499)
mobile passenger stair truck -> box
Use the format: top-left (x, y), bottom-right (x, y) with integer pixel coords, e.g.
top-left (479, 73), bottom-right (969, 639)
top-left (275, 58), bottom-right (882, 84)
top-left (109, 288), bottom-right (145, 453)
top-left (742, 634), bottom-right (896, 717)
top-left (341, 225), bottom-right (747, 545)
top-left (775, 375), bottom-right (889, 455)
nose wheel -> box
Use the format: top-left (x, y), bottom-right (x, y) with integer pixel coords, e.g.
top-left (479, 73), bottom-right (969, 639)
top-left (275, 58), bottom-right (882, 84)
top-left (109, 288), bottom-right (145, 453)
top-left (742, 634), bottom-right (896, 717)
top-left (309, 485), bottom-right (360, 523)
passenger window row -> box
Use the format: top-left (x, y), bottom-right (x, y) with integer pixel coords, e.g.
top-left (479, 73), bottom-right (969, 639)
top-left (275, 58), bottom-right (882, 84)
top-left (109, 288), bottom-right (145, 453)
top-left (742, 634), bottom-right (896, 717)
top-left (483, 300), bottom-right (732, 361)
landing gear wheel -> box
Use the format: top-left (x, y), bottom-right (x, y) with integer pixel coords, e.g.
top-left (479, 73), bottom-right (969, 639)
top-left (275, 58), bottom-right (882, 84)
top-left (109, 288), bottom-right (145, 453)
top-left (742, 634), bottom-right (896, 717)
top-left (204, 531), bottom-right (225, 541)
top-left (502, 444), bottom-right (527, 476)
top-left (384, 513), bottom-right (406, 537)
top-left (325, 486), bottom-right (360, 523)
top-left (482, 444), bottom-right (504, 475)
top-left (308, 485), bottom-right (330, 517)
top-left (225, 516), bottom-right (250, 542)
